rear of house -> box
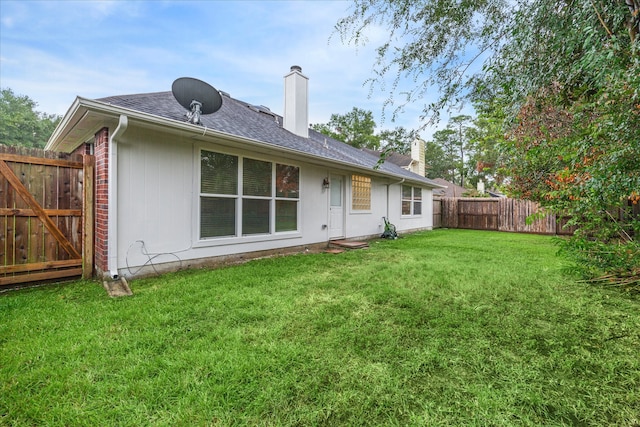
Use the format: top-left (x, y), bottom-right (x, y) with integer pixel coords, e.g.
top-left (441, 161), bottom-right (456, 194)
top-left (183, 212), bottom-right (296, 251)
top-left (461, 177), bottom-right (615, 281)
top-left (47, 66), bottom-right (441, 279)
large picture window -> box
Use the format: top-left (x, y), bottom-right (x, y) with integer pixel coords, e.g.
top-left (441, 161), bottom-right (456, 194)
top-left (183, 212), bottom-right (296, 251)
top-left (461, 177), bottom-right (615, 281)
top-left (199, 149), bottom-right (299, 239)
top-left (402, 185), bottom-right (422, 216)
top-left (351, 175), bottom-right (371, 211)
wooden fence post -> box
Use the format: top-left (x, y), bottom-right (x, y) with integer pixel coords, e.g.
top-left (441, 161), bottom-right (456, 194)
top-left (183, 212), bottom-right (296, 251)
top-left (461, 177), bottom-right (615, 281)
top-left (83, 155), bottom-right (95, 279)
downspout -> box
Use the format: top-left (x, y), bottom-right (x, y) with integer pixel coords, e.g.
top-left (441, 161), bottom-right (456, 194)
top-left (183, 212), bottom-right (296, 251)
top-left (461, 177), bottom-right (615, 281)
top-left (386, 178), bottom-right (405, 219)
top-left (108, 115), bottom-right (128, 279)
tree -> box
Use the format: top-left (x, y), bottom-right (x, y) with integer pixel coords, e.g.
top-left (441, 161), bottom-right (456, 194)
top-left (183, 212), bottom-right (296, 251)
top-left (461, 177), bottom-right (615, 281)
top-left (377, 126), bottom-right (417, 155)
top-left (374, 126), bottom-right (418, 169)
top-left (312, 107), bottom-right (380, 149)
top-left (426, 128), bottom-right (459, 184)
top-left (423, 139), bottom-right (452, 181)
top-left (335, 0), bottom-right (513, 125)
top-left (449, 115), bottom-right (472, 187)
top-left (424, 116), bottom-right (473, 187)
top-left (313, 108), bottom-right (420, 172)
top-left (0, 88), bottom-right (60, 148)
top-left (493, 3), bottom-right (640, 284)
top-left (335, 0), bottom-right (639, 124)
top-left (465, 100), bottom-right (508, 190)
top-left (337, 0), bottom-right (640, 286)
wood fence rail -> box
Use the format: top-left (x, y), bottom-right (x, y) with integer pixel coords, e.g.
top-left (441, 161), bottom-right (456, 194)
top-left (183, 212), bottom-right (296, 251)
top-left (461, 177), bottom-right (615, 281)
top-left (434, 197), bottom-right (576, 235)
top-left (0, 146), bottom-right (94, 286)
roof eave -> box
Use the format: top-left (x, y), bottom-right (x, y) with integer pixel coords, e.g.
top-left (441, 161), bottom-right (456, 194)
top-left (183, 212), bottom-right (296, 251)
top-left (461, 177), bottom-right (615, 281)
top-left (46, 97), bottom-right (121, 152)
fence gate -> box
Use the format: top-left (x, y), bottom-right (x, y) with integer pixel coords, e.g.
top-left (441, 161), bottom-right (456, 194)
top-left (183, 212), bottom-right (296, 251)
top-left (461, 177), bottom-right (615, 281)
top-left (0, 147), bottom-right (94, 287)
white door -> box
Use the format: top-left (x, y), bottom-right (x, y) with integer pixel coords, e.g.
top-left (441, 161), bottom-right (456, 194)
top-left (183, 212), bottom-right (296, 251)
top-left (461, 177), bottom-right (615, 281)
top-left (329, 175), bottom-right (345, 239)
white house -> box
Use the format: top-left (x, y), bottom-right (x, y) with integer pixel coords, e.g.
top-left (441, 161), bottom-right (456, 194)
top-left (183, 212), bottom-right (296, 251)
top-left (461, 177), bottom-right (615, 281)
top-left (46, 66), bottom-right (442, 279)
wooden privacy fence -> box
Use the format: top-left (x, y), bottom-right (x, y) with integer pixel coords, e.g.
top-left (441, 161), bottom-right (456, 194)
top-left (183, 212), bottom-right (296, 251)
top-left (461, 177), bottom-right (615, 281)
top-left (0, 146), bottom-right (94, 286)
top-left (434, 197), bottom-right (576, 235)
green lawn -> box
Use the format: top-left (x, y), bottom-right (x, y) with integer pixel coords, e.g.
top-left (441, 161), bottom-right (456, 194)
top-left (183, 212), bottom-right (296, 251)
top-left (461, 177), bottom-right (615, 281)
top-left (2, 229), bottom-right (639, 426)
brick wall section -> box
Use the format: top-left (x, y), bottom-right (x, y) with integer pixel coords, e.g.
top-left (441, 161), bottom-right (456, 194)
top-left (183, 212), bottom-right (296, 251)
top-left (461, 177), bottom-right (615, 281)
top-left (94, 128), bottom-right (109, 275)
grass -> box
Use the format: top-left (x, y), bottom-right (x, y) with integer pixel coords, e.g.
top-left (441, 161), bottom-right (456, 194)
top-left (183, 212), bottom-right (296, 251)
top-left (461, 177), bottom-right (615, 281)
top-left (1, 229), bottom-right (639, 426)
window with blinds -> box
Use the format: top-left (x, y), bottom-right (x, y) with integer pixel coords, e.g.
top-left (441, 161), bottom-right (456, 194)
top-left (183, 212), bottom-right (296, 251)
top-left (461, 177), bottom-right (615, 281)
top-left (200, 149), bottom-right (299, 239)
top-left (351, 175), bottom-right (371, 211)
top-left (200, 152), bottom-right (238, 238)
top-left (275, 164), bottom-right (299, 232)
top-left (402, 185), bottom-right (422, 216)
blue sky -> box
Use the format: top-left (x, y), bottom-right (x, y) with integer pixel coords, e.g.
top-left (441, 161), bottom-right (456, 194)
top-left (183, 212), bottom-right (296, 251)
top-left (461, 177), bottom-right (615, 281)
top-left (1, 0), bottom-right (450, 139)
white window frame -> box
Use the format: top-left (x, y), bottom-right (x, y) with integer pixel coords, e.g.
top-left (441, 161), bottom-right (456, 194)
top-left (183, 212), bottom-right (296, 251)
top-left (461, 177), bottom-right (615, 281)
top-left (195, 147), bottom-right (301, 246)
top-left (401, 185), bottom-right (423, 217)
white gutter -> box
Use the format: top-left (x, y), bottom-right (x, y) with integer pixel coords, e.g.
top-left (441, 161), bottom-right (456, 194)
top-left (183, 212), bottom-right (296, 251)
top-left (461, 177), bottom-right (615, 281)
top-left (108, 115), bottom-right (128, 279)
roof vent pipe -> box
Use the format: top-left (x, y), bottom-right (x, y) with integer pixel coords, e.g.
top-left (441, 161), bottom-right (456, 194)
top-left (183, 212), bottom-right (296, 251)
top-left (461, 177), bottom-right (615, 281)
top-left (283, 65), bottom-right (309, 138)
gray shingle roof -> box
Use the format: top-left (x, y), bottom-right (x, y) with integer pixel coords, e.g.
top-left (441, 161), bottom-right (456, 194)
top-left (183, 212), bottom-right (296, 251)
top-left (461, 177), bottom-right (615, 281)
top-left (431, 178), bottom-right (469, 197)
top-left (97, 91), bottom-right (439, 187)
top-left (361, 148), bottom-right (413, 168)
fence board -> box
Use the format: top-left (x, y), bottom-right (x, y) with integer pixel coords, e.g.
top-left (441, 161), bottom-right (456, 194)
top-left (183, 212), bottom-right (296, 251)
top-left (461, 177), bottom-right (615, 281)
top-left (44, 222), bottom-right (58, 265)
top-left (58, 164), bottom-right (71, 210)
top-left (432, 197), bottom-right (442, 228)
top-left (0, 216), bottom-right (5, 266)
top-left (44, 164), bottom-right (56, 209)
top-left (6, 216), bottom-right (15, 265)
top-left (82, 155), bottom-right (94, 278)
top-left (28, 217), bottom-right (43, 264)
top-left (3, 259), bottom-right (81, 274)
top-left (0, 268), bottom-right (83, 286)
top-left (14, 216), bottom-right (28, 264)
top-left (12, 160), bottom-right (29, 210)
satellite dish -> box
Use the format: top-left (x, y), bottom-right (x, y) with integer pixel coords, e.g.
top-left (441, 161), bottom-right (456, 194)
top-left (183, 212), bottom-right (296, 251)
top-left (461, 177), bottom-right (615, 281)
top-left (171, 77), bottom-right (223, 125)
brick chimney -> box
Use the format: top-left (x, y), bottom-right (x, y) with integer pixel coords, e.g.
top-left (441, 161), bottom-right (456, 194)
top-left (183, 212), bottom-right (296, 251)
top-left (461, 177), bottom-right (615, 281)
top-left (283, 65), bottom-right (309, 138)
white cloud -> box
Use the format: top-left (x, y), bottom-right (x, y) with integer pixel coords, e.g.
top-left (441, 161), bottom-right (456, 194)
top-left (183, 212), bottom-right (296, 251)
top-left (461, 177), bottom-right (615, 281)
top-left (1, 16), bottom-right (15, 28)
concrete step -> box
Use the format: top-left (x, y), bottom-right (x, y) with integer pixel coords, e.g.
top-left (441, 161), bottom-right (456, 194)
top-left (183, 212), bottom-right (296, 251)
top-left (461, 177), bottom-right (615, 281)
top-left (328, 240), bottom-right (369, 250)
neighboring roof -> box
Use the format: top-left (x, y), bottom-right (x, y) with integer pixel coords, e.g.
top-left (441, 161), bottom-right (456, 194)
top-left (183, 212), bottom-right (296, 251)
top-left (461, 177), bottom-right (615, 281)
top-left (432, 178), bottom-right (469, 197)
top-left (487, 190), bottom-right (506, 198)
top-left (50, 90), bottom-right (441, 188)
top-left (361, 148), bottom-right (413, 169)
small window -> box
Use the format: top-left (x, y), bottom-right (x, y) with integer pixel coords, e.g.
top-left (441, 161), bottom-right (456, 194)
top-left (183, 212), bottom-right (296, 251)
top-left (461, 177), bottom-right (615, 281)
top-left (276, 164), bottom-right (299, 199)
top-left (243, 158), bottom-right (272, 197)
top-left (242, 198), bottom-right (270, 235)
top-left (275, 164), bottom-right (299, 232)
top-left (352, 175), bottom-right (371, 210)
top-left (402, 185), bottom-right (422, 216)
top-left (201, 151), bottom-right (238, 195)
top-left (201, 197), bottom-right (236, 238)
top-left (276, 200), bottom-right (297, 232)
top-left (200, 152), bottom-right (238, 238)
